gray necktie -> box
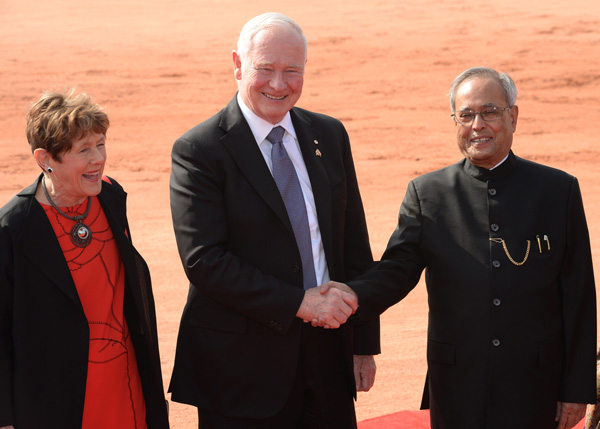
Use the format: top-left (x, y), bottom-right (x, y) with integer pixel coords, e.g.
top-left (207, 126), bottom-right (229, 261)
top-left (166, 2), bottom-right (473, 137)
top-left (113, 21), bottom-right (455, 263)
top-left (267, 126), bottom-right (317, 290)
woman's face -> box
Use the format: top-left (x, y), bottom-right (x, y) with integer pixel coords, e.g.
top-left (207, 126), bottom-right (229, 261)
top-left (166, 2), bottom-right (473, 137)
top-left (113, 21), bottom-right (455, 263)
top-left (47, 132), bottom-right (107, 206)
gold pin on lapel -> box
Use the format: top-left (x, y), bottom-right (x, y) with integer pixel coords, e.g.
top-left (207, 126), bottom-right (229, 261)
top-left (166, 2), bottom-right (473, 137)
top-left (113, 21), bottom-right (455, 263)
top-left (315, 149), bottom-right (322, 157)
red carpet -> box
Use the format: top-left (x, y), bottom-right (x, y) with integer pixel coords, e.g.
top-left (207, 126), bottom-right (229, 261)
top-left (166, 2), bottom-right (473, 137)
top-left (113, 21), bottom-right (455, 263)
top-left (358, 410), bottom-right (587, 429)
top-left (358, 410), bottom-right (430, 429)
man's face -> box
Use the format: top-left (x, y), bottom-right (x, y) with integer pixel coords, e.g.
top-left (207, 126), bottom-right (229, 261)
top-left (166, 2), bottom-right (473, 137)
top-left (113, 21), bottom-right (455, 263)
top-left (233, 25), bottom-right (306, 124)
top-left (454, 77), bottom-right (518, 169)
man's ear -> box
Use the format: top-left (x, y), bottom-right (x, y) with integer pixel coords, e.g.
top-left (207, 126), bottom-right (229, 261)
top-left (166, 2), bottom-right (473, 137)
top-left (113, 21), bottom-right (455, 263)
top-left (232, 50), bottom-right (242, 81)
top-left (510, 105), bottom-right (519, 132)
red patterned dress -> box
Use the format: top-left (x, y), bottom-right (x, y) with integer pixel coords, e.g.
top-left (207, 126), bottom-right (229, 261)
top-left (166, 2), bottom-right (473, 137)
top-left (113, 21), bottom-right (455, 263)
top-left (41, 196), bottom-right (147, 429)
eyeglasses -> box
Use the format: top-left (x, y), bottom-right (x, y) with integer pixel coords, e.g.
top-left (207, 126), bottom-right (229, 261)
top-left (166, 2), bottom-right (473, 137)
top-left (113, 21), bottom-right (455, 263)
top-left (452, 106), bottom-right (512, 125)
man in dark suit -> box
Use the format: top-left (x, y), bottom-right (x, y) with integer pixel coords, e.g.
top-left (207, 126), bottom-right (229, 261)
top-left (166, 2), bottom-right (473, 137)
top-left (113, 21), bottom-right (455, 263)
top-left (326, 66), bottom-right (597, 429)
top-left (168, 12), bottom-right (380, 428)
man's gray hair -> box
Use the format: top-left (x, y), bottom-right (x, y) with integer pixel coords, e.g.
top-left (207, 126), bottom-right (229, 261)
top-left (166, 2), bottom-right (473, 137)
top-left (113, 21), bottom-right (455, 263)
top-left (237, 12), bottom-right (307, 61)
top-left (449, 67), bottom-right (518, 113)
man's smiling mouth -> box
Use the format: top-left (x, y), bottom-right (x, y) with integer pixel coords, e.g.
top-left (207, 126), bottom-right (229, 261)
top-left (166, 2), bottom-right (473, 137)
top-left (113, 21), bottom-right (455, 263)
top-left (263, 93), bottom-right (286, 100)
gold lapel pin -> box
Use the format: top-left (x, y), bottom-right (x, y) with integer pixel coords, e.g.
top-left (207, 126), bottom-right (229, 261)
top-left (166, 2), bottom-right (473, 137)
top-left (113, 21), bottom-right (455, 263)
top-left (315, 149), bottom-right (322, 157)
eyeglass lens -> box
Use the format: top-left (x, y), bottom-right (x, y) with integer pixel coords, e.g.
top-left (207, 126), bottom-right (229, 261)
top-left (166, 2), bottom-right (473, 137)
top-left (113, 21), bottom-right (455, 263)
top-left (455, 107), bottom-right (506, 124)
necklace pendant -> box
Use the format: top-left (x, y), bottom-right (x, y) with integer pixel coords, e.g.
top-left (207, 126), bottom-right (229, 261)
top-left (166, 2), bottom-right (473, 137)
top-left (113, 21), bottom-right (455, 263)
top-left (71, 222), bottom-right (92, 247)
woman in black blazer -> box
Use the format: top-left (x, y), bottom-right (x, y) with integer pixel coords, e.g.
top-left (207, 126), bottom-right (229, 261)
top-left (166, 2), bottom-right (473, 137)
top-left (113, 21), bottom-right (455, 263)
top-left (0, 90), bottom-right (169, 429)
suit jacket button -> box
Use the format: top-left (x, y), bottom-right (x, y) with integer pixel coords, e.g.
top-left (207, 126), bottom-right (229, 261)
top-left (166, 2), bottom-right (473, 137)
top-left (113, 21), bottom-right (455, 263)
top-left (488, 188), bottom-right (497, 196)
top-left (492, 338), bottom-right (501, 347)
top-left (293, 264), bottom-right (301, 273)
top-left (492, 298), bottom-right (501, 306)
top-left (490, 223), bottom-right (500, 232)
top-left (492, 260), bottom-right (501, 268)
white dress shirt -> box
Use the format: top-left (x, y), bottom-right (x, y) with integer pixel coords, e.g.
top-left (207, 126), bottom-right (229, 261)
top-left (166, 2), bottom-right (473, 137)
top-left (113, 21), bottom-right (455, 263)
top-left (236, 93), bottom-right (330, 286)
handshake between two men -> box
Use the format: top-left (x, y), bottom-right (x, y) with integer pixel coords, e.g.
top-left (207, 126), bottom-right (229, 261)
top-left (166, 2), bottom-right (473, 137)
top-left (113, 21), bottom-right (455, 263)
top-left (295, 281), bottom-right (377, 392)
top-left (296, 281), bottom-right (355, 329)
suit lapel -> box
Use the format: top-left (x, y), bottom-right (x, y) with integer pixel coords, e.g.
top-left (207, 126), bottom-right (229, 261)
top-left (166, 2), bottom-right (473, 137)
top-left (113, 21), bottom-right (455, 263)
top-left (290, 109), bottom-right (333, 259)
top-left (219, 97), bottom-right (293, 232)
top-left (97, 181), bottom-right (132, 268)
top-left (17, 179), bottom-right (82, 308)
top-left (218, 98), bottom-right (334, 254)
top-left (97, 183), bottom-right (143, 300)
top-left (97, 184), bottom-right (149, 334)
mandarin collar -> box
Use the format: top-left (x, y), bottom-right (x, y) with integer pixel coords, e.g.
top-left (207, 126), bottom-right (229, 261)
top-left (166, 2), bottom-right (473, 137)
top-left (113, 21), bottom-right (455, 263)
top-left (463, 151), bottom-right (517, 181)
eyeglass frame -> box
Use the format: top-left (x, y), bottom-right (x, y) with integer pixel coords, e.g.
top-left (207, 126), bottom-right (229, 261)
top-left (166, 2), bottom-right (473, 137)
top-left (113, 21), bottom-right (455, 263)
top-left (451, 105), bottom-right (514, 125)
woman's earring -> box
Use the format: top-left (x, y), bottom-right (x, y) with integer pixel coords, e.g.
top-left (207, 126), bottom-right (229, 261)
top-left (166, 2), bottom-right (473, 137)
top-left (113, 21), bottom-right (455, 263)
top-left (47, 166), bottom-right (53, 173)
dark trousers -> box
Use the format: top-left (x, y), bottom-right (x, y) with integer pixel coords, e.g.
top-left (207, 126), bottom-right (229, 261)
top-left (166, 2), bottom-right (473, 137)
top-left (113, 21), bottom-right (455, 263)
top-left (198, 324), bottom-right (356, 429)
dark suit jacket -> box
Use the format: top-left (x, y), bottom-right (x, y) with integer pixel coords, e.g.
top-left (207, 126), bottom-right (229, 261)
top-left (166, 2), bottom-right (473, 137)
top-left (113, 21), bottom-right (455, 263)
top-left (351, 152), bottom-right (597, 429)
top-left (0, 176), bottom-right (169, 429)
top-left (168, 96), bottom-right (380, 419)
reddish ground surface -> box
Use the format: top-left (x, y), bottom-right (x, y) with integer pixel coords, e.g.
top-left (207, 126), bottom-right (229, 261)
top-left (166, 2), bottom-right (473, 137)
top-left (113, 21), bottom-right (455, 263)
top-left (1, 1), bottom-right (599, 427)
